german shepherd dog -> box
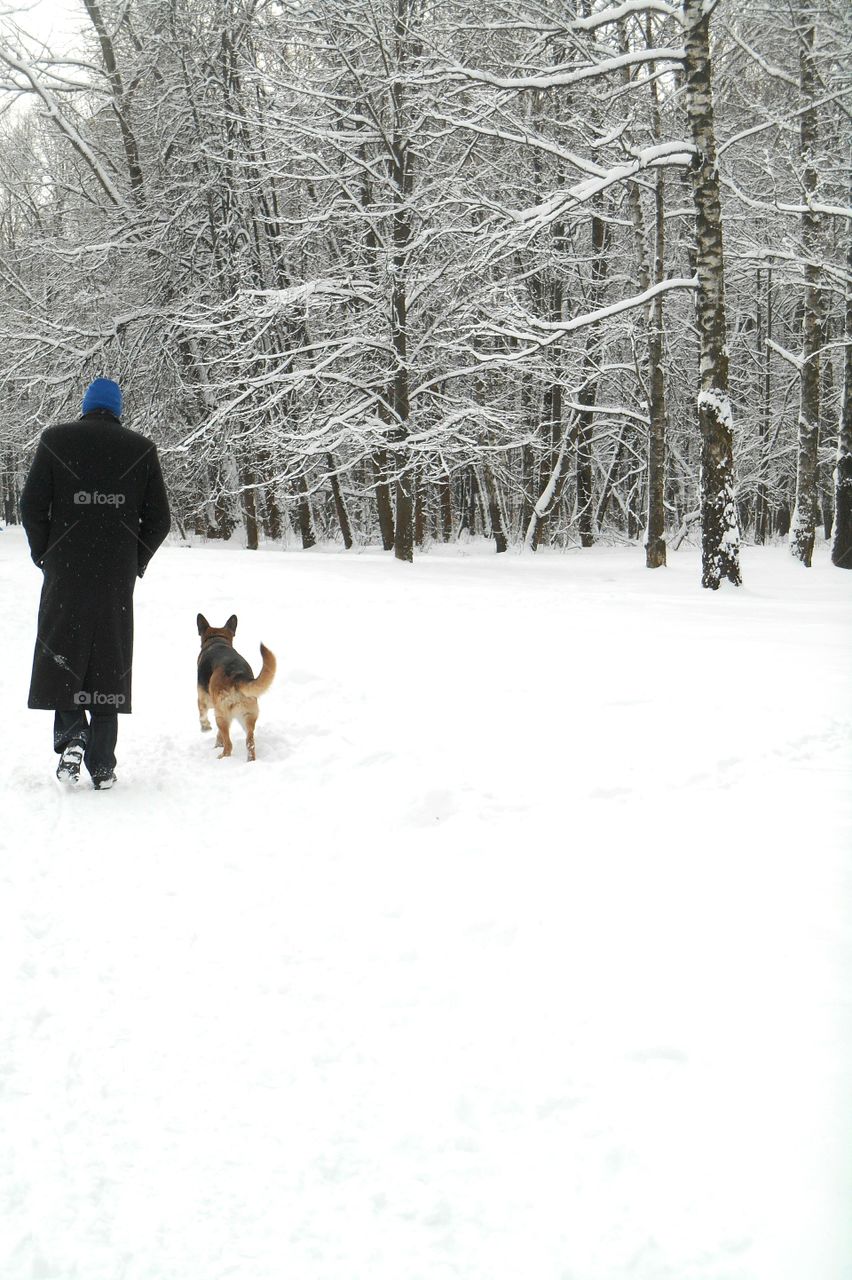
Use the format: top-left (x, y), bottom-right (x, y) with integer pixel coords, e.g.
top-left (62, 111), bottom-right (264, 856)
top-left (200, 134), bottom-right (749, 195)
top-left (197, 614), bottom-right (276, 761)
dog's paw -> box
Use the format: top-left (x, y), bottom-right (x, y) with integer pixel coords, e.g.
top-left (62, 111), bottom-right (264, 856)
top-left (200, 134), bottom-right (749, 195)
top-left (200, 722), bottom-right (212, 732)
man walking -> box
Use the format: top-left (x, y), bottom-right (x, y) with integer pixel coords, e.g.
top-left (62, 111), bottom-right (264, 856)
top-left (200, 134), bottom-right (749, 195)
top-left (20, 378), bottom-right (171, 788)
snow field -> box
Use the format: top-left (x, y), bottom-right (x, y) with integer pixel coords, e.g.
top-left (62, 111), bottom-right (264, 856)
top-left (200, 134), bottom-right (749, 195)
top-left (1, 530), bottom-right (851, 1280)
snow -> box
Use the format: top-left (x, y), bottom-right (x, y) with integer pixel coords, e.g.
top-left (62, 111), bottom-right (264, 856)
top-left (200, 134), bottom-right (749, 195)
top-left (697, 387), bottom-right (734, 431)
top-left (2, 528), bottom-right (851, 1280)
top-left (240, 280), bottom-right (367, 311)
top-left (445, 47), bottom-right (685, 95)
top-left (569, 0), bottom-right (681, 33)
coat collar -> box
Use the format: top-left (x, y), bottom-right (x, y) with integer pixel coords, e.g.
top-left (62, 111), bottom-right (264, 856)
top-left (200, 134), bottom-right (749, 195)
top-left (81, 408), bottom-right (122, 424)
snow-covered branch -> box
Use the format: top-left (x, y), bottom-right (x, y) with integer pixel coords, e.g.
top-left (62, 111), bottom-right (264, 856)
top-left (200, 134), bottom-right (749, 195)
top-left (431, 47), bottom-right (685, 94)
top-left (570, 1), bottom-right (682, 32)
top-left (0, 44), bottom-right (126, 208)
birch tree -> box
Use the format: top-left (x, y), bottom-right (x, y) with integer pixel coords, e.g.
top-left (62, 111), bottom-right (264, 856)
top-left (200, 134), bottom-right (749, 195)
top-left (682, 0), bottom-right (741, 588)
top-left (832, 218), bottom-right (852, 568)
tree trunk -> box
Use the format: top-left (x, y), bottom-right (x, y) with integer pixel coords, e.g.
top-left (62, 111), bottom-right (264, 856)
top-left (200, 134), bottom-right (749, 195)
top-left (2, 456), bottom-right (18, 524)
top-left (391, 0), bottom-right (414, 564)
top-left (239, 464), bottom-right (259, 550)
top-left (394, 474), bottom-right (414, 561)
top-left (646, 170), bottom-right (667, 569)
top-left (528, 213), bottom-right (608, 552)
top-left (595, 423), bottom-right (630, 533)
top-left (480, 463), bottom-right (508, 553)
top-left (459, 467), bottom-right (479, 536)
top-left (832, 222), bottom-right (852, 569)
top-left (525, 419), bottom-right (576, 551)
top-left (790, 11), bottom-right (825, 567)
top-left (327, 452), bottom-right (353, 549)
top-left (438, 473), bottom-right (453, 542)
top-left (213, 491), bottom-right (234, 541)
top-left (519, 384), bottom-right (536, 538)
top-left (575, 389), bottom-right (595, 547)
top-left (295, 474), bottom-right (316, 549)
top-left (754, 266), bottom-right (772, 544)
top-left (372, 449), bottom-right (395, 550)
top-left (683, 0), bottom-right (741, 588)
top-left (414, 472), bottom-right (426, 548)
top-left (820, 344), bottom-right (835, 541)
top-left (576, 213), bottom-right (608, 548)
top-left (262, 488), bottom-right (282, 541)
top-left (545, 280), bottom-right (565, 535)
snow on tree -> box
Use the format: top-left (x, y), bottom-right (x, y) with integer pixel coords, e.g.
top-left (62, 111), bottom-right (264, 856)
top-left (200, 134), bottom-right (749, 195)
top-left (0, 0), bottom-right (849, 575)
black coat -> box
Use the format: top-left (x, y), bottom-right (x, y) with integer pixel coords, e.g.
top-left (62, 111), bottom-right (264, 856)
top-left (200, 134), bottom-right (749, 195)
top-left (20, 409), bottom-right (171, 713)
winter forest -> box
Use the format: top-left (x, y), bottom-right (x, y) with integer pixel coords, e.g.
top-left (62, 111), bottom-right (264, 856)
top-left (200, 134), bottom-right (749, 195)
top-left (0, 0), bottom-right (850, 584)
top-left (2, 5), bottom-right (852, 1278)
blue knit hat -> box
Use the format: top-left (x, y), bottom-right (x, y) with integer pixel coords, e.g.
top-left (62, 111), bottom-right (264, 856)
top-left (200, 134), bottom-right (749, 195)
top-left (82, 377), bottom-right (123, 418)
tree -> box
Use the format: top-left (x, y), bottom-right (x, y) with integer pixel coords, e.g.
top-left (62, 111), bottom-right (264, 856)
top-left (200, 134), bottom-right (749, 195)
top-left (789, 3), bottom-right (827, 566)
top-left (832, 218), bottom-right (852, 568)
top-left (682, 0), bottom-right (741, 588)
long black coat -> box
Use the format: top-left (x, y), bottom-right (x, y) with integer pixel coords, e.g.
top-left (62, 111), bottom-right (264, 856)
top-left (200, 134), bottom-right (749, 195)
top-left (20, 409), bottom-right (171, 713)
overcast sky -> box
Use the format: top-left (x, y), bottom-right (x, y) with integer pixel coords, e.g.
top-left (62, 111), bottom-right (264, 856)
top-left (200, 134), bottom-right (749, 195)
top-left (6, 0), bottom-right (86, 54)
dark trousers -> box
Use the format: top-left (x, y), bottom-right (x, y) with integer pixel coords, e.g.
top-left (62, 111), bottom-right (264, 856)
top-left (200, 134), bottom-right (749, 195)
top-left (54, 710), bottom-right (118, 780)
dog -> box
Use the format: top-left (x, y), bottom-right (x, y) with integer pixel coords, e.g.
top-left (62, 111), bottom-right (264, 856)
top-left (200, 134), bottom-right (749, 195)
top-left (196, 613), bottom-right (276, 761)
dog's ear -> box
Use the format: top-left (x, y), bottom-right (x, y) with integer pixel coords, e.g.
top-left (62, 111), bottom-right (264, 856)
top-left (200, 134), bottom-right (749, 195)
top-left (226, 614), bottom-right (237, 634)
top-left (197, 613), bottom-right (209, 636)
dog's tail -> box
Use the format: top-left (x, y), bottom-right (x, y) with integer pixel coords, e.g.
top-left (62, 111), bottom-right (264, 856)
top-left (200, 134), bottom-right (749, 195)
top-left (239, 643), bottom-right (276, 697)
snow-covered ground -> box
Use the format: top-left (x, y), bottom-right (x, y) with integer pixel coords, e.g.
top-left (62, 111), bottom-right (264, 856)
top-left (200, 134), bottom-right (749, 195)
top-left (1, 527), bottom-right (850, 1280)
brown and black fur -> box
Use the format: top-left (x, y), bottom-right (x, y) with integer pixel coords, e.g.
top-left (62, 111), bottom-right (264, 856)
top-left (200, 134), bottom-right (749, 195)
top-left (197, 613), bottom-right (276, 761)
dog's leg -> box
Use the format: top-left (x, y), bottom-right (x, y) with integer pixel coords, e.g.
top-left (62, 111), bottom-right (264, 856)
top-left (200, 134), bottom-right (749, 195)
top-left (198, 687), bottom-right (213, 733)
top-left (215, 713), bottom-right (233, 758)
top-left (244, 711), bottom-right (257, 762)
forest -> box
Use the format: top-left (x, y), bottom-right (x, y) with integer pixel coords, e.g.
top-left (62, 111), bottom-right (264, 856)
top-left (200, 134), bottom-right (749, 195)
top-left (1, 0), bottom-right (850, 585)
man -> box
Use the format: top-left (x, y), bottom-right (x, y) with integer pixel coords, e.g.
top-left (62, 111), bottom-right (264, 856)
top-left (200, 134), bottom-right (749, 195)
top-left (20, 377), bottom-right (171, 789)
